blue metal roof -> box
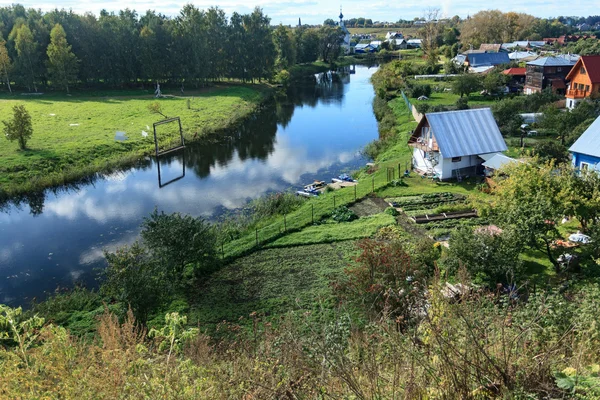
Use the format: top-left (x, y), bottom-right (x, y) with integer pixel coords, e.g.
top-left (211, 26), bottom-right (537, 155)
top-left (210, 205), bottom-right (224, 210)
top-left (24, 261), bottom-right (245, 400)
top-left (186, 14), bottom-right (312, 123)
top-left (569, 116), bottom-right (600, 159)
top-left (425, 108), bottom-right (508, 158)
top-left (527, 55), bottom-right (579, 66)
top-left (482, 153), bottom-right (519, 170)
top-left (467, 52), bottom-right (510, 67)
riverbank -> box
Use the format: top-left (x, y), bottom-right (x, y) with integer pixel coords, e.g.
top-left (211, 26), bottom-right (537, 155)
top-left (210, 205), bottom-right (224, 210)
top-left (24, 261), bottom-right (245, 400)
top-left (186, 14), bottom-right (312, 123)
top-left (0, 84), bottom-right (271, 200)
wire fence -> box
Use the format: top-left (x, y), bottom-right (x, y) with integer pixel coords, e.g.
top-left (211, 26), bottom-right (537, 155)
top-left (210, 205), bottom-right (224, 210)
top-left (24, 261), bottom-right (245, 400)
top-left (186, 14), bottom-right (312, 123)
top-left (401, 90), bottom-right (413, 110)
top-left (221, 163), bottom-right (410, 260)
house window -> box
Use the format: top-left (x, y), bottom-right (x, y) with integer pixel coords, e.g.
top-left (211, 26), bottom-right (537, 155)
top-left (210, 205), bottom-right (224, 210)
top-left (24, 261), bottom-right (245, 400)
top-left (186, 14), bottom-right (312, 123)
top-left (585, 85), bottom-right (590, 92)
top-left (557, 67), bottom-right (562, 72)
top-left (581, 67), bottom-right (587, 74)
top-left (451, 157), bottom-right (462, 162)
top-left (581, 162), bottom-right (589, 171)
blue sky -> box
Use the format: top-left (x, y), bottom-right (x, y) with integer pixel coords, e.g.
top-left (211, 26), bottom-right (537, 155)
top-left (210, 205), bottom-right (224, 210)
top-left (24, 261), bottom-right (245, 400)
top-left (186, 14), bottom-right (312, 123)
top-left (1, 0), bottom-right (595, 25)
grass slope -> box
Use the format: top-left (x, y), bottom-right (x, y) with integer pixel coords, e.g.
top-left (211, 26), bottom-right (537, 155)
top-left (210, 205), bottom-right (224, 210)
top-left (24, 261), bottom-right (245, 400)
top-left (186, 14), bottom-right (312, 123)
top-left (190, 241), bottom-right (360, 328)
top-left (0, 85), bottom-right (267, 196)
top-left (266, 213), bottom-right (396, 248)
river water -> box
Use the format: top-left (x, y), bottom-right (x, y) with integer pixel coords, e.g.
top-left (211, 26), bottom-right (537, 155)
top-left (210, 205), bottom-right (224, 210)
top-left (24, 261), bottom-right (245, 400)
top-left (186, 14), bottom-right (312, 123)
top-left (0, 65), bottom-right (379, 306)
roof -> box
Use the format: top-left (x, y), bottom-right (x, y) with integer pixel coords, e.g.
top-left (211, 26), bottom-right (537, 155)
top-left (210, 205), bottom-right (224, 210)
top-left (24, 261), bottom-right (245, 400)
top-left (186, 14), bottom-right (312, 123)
top-left (527, 55), bottom-right (579, 67)
top-left (568, 55), bottom-right (600, 83)
top-left (482, 153), bottom-right (519, 170)
top-left (470, 66), bottom-right (495, 74)
top-left (418, 108), bottom-right (508, 158)
top-left (479, 44), bottom-right (501, 52)
top-left (509, 51), bottom-right (537, 60)
top-left (570, 116), bottom-right (600, 158)
top-left (467, 52), bottom-right (510, 67)
top-left (503, 67), bottom-right (526, 75)
top-left (453, 54), bottom-right (467, 65)
top-left (355, 43), bottom-right (372, 49)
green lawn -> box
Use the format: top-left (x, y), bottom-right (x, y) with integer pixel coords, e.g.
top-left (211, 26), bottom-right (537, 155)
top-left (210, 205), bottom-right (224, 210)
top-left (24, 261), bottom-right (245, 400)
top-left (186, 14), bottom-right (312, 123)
top-left (0, 85), bottom-right (267, 196)
top-left (266, 213), bottom-right (396, 248)
top-left (189, 241), bottom-right (361, 329)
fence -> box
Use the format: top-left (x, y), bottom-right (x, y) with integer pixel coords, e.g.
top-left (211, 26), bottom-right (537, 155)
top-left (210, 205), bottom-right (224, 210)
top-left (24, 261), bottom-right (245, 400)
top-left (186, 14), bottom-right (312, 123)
top-left (220, 163), bottom-right (409, 260)
top-left (401, 90), bottom-right (423, 122)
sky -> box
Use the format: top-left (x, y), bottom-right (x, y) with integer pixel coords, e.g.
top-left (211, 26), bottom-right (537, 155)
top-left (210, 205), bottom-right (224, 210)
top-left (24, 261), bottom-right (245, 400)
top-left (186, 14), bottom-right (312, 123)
top-left (0, 0), bottom-right (595, 25)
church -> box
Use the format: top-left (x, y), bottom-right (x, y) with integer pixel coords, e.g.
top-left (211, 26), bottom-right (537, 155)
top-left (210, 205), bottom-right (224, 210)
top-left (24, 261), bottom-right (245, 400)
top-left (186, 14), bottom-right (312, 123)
top-left (338, 8), bottom-right (351, 54)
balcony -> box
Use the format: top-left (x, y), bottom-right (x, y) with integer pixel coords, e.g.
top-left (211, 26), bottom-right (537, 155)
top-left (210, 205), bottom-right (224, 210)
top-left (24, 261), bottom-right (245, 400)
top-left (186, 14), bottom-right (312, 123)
top-left (409, 138), bottom-right (439, 152)
top-left (566, 89), bottom-right (589, 99)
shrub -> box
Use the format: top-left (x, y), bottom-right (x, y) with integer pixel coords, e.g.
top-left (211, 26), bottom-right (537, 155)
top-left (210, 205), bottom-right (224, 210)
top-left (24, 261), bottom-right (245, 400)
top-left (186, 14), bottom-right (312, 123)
top-left (385, 207), bottom-right (399, 216)
top-left (408, 83), bottom-right (432, 99)
top-left (455, 97), bottom-right (469, 110)
top-left (330, 206), bottom-right (358, 223)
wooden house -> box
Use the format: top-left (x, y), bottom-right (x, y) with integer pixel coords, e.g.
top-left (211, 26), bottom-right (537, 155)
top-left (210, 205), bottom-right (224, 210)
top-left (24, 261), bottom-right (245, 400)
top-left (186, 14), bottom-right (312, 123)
top-left (524, 55), bottom-right (579, 95)
top-left (565, 55), bottom-right (600, 109)
top-left (408, 108), bottom-right (508, 181)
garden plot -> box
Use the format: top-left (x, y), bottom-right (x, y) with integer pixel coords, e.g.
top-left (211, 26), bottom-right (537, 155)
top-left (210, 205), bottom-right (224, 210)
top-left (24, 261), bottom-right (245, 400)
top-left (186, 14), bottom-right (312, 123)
top-left (385, 192), bottom-right (486, 239)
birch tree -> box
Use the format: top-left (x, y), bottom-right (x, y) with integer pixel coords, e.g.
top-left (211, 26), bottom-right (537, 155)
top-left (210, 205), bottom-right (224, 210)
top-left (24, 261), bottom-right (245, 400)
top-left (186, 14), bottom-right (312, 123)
top-left (0, 34), bottom-right (12, 93)
top-left (46, 24), bottom-right (79, 93)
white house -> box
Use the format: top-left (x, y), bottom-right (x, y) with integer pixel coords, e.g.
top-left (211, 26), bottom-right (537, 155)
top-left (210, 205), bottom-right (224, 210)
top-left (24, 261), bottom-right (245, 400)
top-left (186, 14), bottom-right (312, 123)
top-left (409, 108), bottom-right (508, 180)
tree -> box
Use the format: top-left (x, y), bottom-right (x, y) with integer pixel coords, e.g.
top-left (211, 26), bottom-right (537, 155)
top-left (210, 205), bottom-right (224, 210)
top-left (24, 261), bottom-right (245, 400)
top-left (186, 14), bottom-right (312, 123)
top-left (482, 70), bottom-right (508, 96)
top-left (532, 141), bottom-right (570, 164)
top-left (443, 227), bottom-right (523, 287)
top-left (147, 102), bottom-right (168, 118)
top-left (273, 24), bottom-right (296, 69)
top-left (323, 18), bottom-right (336, 26)
top-left (140, 210), bottom-right (218, 280)
top-left (419, 8), bottom-right (443, 67)
top-left (317, 25), bottom-right (344, 63)
top-left (490, 162), bottom-right (571, 271)
top-left (101, 242), bottom-right (163, 323)
top-left (0, 34), bottom-right (12, 93)
top-left (452, 73), bottom-right (481, 97)
top-left (3, 104), bottom-right (33, 150)
top-left (13, 24), bottom-right (40, 92)
top-left (46, 24), bottom-right (79, 93)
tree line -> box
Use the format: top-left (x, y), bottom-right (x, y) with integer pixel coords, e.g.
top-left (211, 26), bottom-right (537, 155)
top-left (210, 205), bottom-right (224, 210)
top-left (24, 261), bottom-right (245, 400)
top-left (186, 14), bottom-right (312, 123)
top-left (0, 4), bottom-right (345, 93)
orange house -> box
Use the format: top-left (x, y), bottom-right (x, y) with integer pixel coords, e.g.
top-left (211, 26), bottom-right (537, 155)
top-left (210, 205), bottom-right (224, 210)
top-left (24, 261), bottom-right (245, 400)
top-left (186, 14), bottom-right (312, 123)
top-left (565, 55), bottom-right (600, 109)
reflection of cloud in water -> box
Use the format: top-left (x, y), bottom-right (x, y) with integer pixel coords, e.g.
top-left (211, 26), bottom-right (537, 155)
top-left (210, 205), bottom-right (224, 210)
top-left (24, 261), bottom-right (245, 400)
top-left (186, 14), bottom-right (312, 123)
top-left (44, 190), bottom-right (142, 223)
top-left (79, 233), bottom-right (139, 265)
top-left (0, 242), bottom-right (24, 267)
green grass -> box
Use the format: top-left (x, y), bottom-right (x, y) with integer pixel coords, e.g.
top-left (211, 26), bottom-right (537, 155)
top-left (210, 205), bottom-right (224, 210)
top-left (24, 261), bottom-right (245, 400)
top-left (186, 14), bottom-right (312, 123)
top-left (190, 241), bottom-right (360, 329)
top-left (0, 84), bottom-right (268, 197)
top-left (266, 213), bottom-right (396, 248)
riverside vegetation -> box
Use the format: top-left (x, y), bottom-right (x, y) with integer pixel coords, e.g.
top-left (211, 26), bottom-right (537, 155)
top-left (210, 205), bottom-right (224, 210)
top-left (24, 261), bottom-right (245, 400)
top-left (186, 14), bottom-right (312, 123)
top-left (3, 60), bottom-right (600, 398)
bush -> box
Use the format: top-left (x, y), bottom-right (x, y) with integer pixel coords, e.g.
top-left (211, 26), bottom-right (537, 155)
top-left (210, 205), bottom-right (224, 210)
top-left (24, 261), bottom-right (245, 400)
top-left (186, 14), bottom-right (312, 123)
top-left (455, 97), bottom-right (469, 110)
top-left (385, 207), bottom-right (399, 216)
top-left (251, 192), bottom-right (304, 218)
top-left (331, 206), bottom-right (358, 223)
top-left (442, 227), bottom-right (523, 287)
top-left (532, 141), bottom-right (570, 164)
top-left (408, 83), bottom-right (432, 99)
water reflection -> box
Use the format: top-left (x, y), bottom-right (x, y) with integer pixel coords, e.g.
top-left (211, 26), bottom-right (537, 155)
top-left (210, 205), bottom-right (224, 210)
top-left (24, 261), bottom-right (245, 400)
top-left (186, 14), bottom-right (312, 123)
top-left (157, 151), bottom-right (186, 188)
top-left (0, 65), bottom-right (379, 306)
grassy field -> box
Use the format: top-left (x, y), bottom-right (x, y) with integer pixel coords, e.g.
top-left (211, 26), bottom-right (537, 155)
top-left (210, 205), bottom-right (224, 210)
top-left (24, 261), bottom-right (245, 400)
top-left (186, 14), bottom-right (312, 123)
top-left (189, 241), bottom-right (360, 329)
top-left (0, 85), bottom-right (268, 197)
top-left (266, 213), bottom-right (396, 248)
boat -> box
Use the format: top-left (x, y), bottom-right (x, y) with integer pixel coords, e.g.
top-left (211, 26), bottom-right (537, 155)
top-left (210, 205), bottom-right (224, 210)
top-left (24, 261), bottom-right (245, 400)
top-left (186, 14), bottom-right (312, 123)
top-left (296, 190), bottom-right (318, 197)
top-left (332, 173), bottom-right (357, 183)
top-left (304, 180), bottom-right (326, 191)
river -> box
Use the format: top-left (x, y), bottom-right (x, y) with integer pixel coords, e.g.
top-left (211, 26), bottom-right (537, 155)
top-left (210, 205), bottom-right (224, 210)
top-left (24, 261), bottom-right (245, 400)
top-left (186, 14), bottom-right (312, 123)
top-left (0, 65), bottom-right (380, 307)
